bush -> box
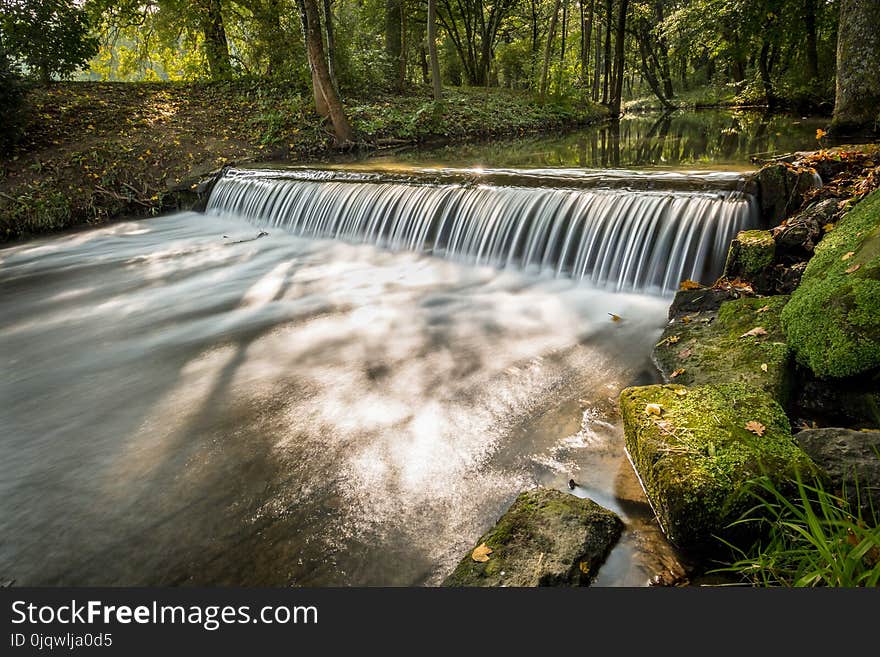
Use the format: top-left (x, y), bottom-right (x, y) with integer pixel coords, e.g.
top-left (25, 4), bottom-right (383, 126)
top-left (0, 56), bottom-right (27, 153)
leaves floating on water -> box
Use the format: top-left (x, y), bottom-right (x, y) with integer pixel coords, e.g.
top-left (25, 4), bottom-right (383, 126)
top-left (745, 421), bottom-right (766, 437)
top-left (471, 543), bottom-right (493, 563)
top-left (845, 263), bottom-right (861, 274)
top-left (645, 403), bottom-right (663, 416)
top-left (670, 368), bottom-right (686, 378)
top-left (740, 327), bottom-right (768, 338)
top-left (608, 313), bottom-right (622, 322)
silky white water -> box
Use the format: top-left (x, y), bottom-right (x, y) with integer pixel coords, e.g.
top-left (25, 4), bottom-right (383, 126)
top-left (0, 210), bottom-right (683, 586)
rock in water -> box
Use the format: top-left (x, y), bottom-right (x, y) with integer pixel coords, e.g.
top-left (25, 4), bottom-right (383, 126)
top-left (724, 229), bottom-right (776, 281)
top-left (782, 188), bottom-right (880, 378)
top-left (796, 428), bottom-right (880, 516)
top-left (442, 488), bottom-right (623, 587)
top-left (619, 383), bottom-right (817, 554)
top-left (755, 162), bottom-right (819, 224)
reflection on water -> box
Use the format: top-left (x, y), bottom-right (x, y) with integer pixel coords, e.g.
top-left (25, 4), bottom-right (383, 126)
top-left (359, 109), bottom-right (827, 171)
top-left (0, 213), bottom-right (680, 586)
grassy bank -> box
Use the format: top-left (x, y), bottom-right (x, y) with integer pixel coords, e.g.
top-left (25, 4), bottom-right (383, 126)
top-left (0, 81), bottom-right (607, 242)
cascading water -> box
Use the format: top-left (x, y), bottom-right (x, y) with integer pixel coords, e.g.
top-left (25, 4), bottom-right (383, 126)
top-left (207, 167), bottom-right (760, 294)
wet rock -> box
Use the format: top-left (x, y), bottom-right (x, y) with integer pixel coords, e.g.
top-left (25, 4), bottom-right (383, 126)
top-left (653, 295), bottom-right (793, 405)
top-left (162, 168), bottom-right (226, 213)
top-left (724, 230), bottom-right (776, 279)
top-left (796, 428), bottom-right (880, 516)
top-left (792, 371), bottom-right (880, 430)
top-left (619, 383), bottom-right (816, 554)
top-left (769, 261), bottom-right (808, 295)
top-left (755, 162), bottom-right (820, 224)
top-left (442, 487), bottom-right (623, 587)
top-left (772, 198), bottom-right (838, 259)
top-left (782, 188), bottom-right (880, 378)
top-left (666, 287), bottom-right (739, 321)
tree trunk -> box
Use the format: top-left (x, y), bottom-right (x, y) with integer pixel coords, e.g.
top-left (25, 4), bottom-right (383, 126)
top-left (556, 0), bottom-right (568, 93)
top-left (602, 0), bottom-right (612, 104)
top-left (580, 0), bottom-right (594, 90)
top-left (758, 38), bottom-right (777, 111)
top-left (428, 0), bottom-right (443, 100)
top-left (385, 0), bottom-right (404, 90)
top-left (540, 0), bottom-right (562, 100)
top-left (803, 0), bottom-right (819, 82)
top-left (654, 1), bottom-right (673, 98)
top-left (323, 0), bottom-right (339, 91)
top-left (609, 0), bottom-right (627, 116)
top-left (198, 0), bottom-right (232, 79)
top-left (592, 10), bottom-right (601, 100)
top-left (302, 0), bottom-right (355, 145)
top-left (297, 0), bottom-right (330, 116)
top-left (832, 0), bottom-right (880, 131)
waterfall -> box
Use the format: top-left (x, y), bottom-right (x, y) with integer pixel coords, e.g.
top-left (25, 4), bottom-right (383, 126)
top-left (207, 167), bottom-right (759, 295)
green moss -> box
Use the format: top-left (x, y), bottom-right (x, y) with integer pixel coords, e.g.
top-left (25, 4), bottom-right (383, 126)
top-left (724, 229), bottom-right (776, 278)
top-left (653, 295), bottom-right (793, 404)
top-left (781, 189), bottom-right (880, 378)
top-left (619, 383), bottom-right (816, 553)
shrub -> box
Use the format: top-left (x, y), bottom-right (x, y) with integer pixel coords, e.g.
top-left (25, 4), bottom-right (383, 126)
top-left (0, 55), bottom-right (27, 153)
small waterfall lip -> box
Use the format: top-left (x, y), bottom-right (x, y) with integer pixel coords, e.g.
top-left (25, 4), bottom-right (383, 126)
top-left (224, 165), bottom-right (756, 194)
top-left (207, 166), bottom-right (760, 296)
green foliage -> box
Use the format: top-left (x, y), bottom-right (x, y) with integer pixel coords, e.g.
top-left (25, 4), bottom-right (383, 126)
top-left (0, 54), bottom-right (28, 153)
top-left (1, 0), bottom-right (99, 82)
top-left (713, 474), bottom-right (880, 587)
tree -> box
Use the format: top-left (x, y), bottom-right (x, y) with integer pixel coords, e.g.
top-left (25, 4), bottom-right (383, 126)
top-left (0, 0), bottom-right (99, 83)
top-left (832, 0), bottom-right (880, 132)
top-left (427, 0), bottom-right (442, 100)
top-left (195, 0), bottom-right (232, 79)
top-left (436, 0), bottom-right (518, 86)
top-left (298, 0), bottom-right (355, 145)
top-left (609, 0), bottom-right (628, 115)
top-left (540, 0), bottom-right (562, 99)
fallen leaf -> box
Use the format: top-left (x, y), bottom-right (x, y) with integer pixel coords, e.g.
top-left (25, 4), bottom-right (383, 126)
top-left (845, 264), bottom-right (861, 274)
top-left (756, 305), bottom-right (770, 313)
top-left (645, 403), bottom-right (663, 416)
top-left (670, 368), bottom-right (686, 378)
top-left (579, 561), bottom-right (591, 575)
top-left (745, 420), bottom-right (766, 437)
top-left (760, 363), bottom-right (768, 372)
top-left (667, 335), bottom-right (680, 344)
top-left (823, 223), bottom-right (835, 232)
top-left (678, 348), bottom-right (693, 360)
top-left (608, 313), bottom-right (622, 322)
top-left (679, 279), bottom-right (702, 291)
top-left (740, 327), bottom-right (768, 338)
top-left (674, 389), bottom-right (688, 396)
top-left (841, 251), bottom-right (855, 261)
top-left (681, 315), bottom-right (692, 324)
top-left (471, 543), bottom-right (493, 563)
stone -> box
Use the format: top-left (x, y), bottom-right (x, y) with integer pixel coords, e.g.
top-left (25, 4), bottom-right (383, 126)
top-left (768, 261), bottom-right (808, 295)
top-left (793, 373), bottom-right (880, 430)
top-left (781, 188), bottom-right (880, 378)
top-left (652, 295), bottom-right (793, 405)
top-left (619, 383), bottom-right (816, 553)
top-left (724, 230), bottom-right (776, 279)
top-left (665, 287), bottom-right (739, 321)
top-left (772, 198), bottom-right (838, 259)
top-left (442, 488), bottom-right (623, 587)
top-left (755, 162), bottom-right (820, 224)
top-left (796, 428), bottom-right (880, 516)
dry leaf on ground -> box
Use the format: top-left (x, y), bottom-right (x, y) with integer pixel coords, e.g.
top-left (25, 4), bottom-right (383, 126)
top-left (471, 543), bottom-right (493, 562)
top-left (645, 403), bottom-right (663, 416)
top-left (845, 263), bottom-right (861, 274)
top-left (740, 327), bottom-right (768, 338)
top-left (745, 420), bottom-right (766, 436)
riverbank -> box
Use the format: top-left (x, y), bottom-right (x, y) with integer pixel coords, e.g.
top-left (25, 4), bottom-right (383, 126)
top-left (0, 81), bottom-right (607, 242)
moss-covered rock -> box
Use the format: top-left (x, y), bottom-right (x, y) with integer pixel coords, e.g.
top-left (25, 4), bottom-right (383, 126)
top-left (781, 188), bottom-right (880, 378)
top-left (724, 230), bottom-right (776, 279)
top-left (442, 487), bottom-right (623, 587)
top-left (755, 162), bottom-right (819, 224)
top-left (619, 383), bottom-right (816, 553)
top-left (653, 295), bottom-right (793, 405)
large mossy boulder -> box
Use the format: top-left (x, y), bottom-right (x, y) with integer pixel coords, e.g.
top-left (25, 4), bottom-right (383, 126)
top-left (619, 383), bottom-right (816, 553)
top-left (653, 295), bottom-right (793, 405)
top-left (781, 189), bottom-right (880, 378)
top-left (443, 488), bottom-right (623, 587)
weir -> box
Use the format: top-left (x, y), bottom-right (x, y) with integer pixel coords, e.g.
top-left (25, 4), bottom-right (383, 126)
top-left (207, 167), bottom-right (759, 295)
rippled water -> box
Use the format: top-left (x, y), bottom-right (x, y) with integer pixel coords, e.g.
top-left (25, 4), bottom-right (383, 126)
top-left (0, 212), bottom-right (687, 586)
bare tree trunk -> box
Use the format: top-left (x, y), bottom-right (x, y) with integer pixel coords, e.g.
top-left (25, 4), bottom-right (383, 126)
top-left (540, 0), bottom-right (563, 100)
top-left (602, 0), bottom-right (612, 104)
top-left (609, 0), bottom-right (627, 115)
top-left (758, 38), bottom-right (777, 111)
top-left (556, 0), bottom-right (568, 93)
top-left (832, 0), bottom-right (880, 131)
top-left (386, 0), bottom-right (404, 90)
top-left (428, 0), bottom-right (443, 100)
top-left (592, 10), bottom-right (601, 100)
top-left (803, 0), bottom-right (819, 82)
top-left (302, 0), bottom-right (355, 145)
top-left (580, 0), bottom-right (594, 90)
top-left (322, 0), bottom-right (339, 91)
top-left (198, 0), bottom-right (232, 79)
top-left (297, 0), bottom-right (330, 116)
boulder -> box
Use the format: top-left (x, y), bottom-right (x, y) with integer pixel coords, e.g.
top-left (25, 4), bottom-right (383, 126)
top-left (723, 230), bottom-right (776, 281)
top-left (793, 373), bottom-right (880, 430)
top-left (755, 162), bottom-right (820, 224)
top-left (772, 198), bottom-right (838, 259)
top-left (442, 488), bottom-right (623, 587)
top-left (666, 287), bottom-right (740, 321)
top-left (653, 295), bottom-right (793, 405)
top-left (619, 383), bottom-right (816, 553)
top-left (781, 188), bottom-right (880, 378)
top-left (796, 428), bottom-right (880, 516)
